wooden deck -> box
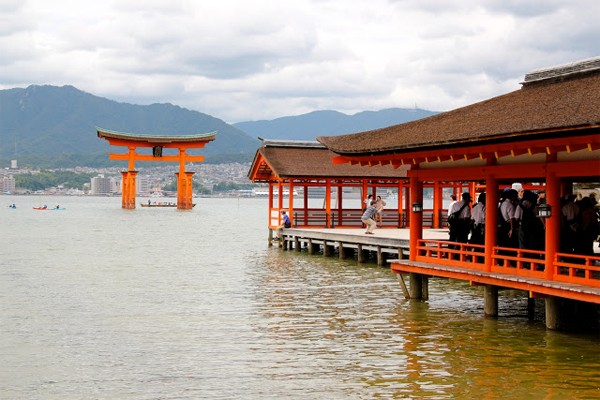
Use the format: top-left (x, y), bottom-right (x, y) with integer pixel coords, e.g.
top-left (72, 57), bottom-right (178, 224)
top-left (275, 227), bottom-right (600, 304)
top-left (391, 259), bottom-right (600, 304)
top-left (276, 227), bottom-right (448, 265)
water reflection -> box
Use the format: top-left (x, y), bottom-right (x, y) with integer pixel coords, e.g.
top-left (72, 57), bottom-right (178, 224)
top-left (250, 249), bottom-right (600, 399)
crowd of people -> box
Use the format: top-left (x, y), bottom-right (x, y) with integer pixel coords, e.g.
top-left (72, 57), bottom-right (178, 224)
top-left (447, 184), bottom-right (599, 257)
top-left (274, 187), bottom-right (599, 254)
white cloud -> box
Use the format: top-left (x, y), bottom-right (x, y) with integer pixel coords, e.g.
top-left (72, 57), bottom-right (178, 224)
top-left (0, 0), bottom-right (599, 122)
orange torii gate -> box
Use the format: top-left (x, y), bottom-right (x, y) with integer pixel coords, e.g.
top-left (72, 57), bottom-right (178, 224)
top-left (97, 128), bottom-right (216, 209)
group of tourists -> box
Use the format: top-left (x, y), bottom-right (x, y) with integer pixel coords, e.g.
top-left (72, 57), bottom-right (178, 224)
top-left (560, 193), bottom-right (599, 256)
top-left (273, 187), bottom-right (599, 253)
top-left (447, 184), bottom-right (599, 257)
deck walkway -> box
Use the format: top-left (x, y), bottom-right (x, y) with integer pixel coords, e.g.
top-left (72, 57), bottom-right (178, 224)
top-left (276, 227), bottom-right (448, 265)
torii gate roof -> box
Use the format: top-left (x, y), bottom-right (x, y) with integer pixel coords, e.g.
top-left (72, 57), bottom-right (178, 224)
top-left (97, 127), bottom-right (216, 148)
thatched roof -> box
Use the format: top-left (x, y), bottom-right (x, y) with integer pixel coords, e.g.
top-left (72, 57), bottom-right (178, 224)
top-left (248, 139), bottom-right (407, 182)
top-left (317, 58), bottom-right (600, 156)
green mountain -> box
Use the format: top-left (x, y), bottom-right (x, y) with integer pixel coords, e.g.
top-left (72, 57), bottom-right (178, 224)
top-left (0, 85), bottom-right (260, 167)
top-left (233, 108), bottom-right (438, 140)
top-left (0, 84), bottom-right (439, 168)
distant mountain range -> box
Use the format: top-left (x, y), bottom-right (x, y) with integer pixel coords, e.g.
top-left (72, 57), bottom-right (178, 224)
top-left (0, 85), bottom-right (259, 167)
top-left (233, 108), bottom-right (438, 141)
top-left (0, 85), bottom-right (438, 168)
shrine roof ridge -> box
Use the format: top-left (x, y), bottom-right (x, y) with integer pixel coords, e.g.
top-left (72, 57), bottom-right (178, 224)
top-left (258, 137), bottom-right (326, 148)
top-left (523, 56), bottom-right (600, 85)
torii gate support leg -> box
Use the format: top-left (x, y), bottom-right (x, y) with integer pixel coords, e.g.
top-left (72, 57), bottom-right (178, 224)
top-left (176, 172), bottom-right (195, 209)
top-left (120, 170), bottom-right (138, 209)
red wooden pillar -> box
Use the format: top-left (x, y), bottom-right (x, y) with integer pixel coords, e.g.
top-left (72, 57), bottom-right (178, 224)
top-left (404, 183), bottom-right (411, 227)
top-left (409, 175), bottom-right (423, 261)
top-left (469, 181), bottom-right (477, 197)
top-left (277, 181), bottom-right (283, 225)
top-left (120, 170), bottom-right (138, 209)
top-left (337, 182), bottom-right (343, 227)
top-left (120, 146), bottom-right (138, 209)
top-left (289, 179), bottom-right (295, 226)
top-left (267, 183), bottom-right (275, 227)
top-left (176, 171), bottom-right (195, 209)
top-left (545, 171), bottom-right (561, 281)
top-left (325, 179), bottom-right (331, 227)
top-left (484, 174), bottom-right (498, 272)
top-left (303, 184), bottom-right (308, 226)
top-left (433, 181), bottom-right (442, 228)
top-left (398, 181), bottom-right (404, 228)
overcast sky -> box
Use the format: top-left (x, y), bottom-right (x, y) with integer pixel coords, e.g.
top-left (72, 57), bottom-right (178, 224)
top-left (1, 0), bottom-right (599, 123)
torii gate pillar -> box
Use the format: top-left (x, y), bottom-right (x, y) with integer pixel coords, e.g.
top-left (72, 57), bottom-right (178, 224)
top-left (121, 170), bottom-right (139, 209)
top-left (176, 171), bottom-right (195, 210)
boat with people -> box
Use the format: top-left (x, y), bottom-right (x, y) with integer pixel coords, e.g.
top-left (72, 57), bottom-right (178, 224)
top-left (33, 205), bottom-right (66, 211)
top-left (140, 202), bottom-right (196, 208)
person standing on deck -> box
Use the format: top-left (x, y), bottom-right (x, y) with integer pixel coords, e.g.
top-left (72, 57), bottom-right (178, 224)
top-left (515, 190), bottom-right (545, 251)
top-left (447, 194), bottom-right (457, 227)
top-left (499, 189), bottom-right (519, 248)
top-left (560, 194), bottom-right (579, 253)
top-left (361, 200), bottom-right (378, 235)
top-left (470, 192), bottom-right (486, 245)
top-left (375, 195), bottom-right (387, 226)
top-left (574, 196), bottom-right (599, 256)
top-left (449, 192), bottom-right (472, 244)
top-left (363, 194), bottom-right (373, 211)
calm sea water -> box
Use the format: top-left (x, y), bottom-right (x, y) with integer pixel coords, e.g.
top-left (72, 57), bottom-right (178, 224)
top-left (1, 196), bottom-right (599, 399)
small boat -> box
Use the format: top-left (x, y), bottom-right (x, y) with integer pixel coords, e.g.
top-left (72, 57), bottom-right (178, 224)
top-left (140, 202), bottom-right (196, 208)
top-left (33, 206), bottom-right (66, 211)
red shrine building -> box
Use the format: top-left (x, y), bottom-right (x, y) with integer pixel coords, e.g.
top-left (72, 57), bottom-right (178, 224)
top-left (316, 58), bottom-right (600, 328)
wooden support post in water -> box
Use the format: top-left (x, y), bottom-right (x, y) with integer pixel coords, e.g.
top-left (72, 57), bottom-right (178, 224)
top-left (323, 242), bottom-right (331, 257)
top-left (484, 285), bottom-right (498, 317)
top-left (376, 246), bottom-right (384, 266)
top-left (421, 275), bottom-right (429, 300)
top-left (397, 274), bottom-right (410, 299)
top-left (398, 247), bottom-right (405, 260)
top-left (268, 230), bottom-right (274, 247)
top-left (357, 244), bottom-right (364, 263)
top-left (545, 296), bottom-right (560, 330)
top-left (294, 237), bottom-right (300, 252)
top-left (527, 298), bottom-right (536, 320)
top-left (409, 273), bottom-right (423, 299)
top-left (308, 239), bottom-right (314, 255)
top-left (338, 241), bottom-right (345, 259)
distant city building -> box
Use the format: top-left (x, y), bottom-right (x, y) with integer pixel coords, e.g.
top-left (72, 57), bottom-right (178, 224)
top-left (136, 176), bottom-right (152, 195)
top-left (91, 174), bottom-right (118, 195)
top-left (1, 175), bottom-right (16, 194)
top-left (10, 160), bottom-right (17, 169)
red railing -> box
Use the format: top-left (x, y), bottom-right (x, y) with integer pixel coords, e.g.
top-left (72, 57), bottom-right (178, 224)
top-left (490, 246), bottom-right (547, 279)
top-left (415, 239), bottom-right (486, 270)
top-left (414, 239), bottom-right (600, 288)
top-left (554, 253), bottom-right (600, 286)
